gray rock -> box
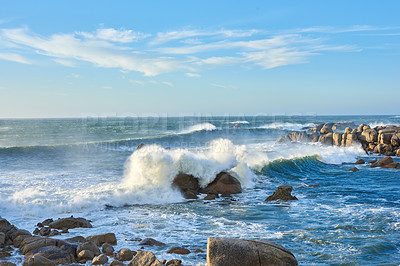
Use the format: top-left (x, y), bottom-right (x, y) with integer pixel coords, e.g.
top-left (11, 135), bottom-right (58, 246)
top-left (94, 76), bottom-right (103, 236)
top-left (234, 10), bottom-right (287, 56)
top-left (92, 254), bottom-right (108, 265)
top-left (265, 186), bottom-right (298, 202)
top-left (86, 233), bottom-right (117, 246)
top-left (127, 250), bottom-right (163, 266)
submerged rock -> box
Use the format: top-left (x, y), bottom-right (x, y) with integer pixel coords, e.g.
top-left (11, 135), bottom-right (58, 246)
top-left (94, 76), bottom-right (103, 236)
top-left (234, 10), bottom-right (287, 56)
top-left (167, 247), bottom-right (191, 255)
top-left (355, 159), bottom-right (365, 164)
top-left (138, 238), bottom-right (165, 247)
top-left (348, 167), bottom-right (359, 172)
top-left (207, 237), bottom-right (298, 266)
top-left (264, 186), bottom-right (298, 202)
top-left (370, 156), bottom-right (400, 169)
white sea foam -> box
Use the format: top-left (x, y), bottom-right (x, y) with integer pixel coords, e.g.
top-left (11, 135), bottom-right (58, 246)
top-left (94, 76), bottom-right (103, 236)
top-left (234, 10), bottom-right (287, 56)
top-left (256, 122), bottom-right (317, 131)
top-left (228, 121), bottom-right (250, 124)
top-left (179, 123), bottom-right (217, 134)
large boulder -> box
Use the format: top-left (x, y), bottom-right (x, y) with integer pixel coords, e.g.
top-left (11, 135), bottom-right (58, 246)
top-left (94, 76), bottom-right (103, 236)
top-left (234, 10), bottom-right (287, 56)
top-left (359, 129), bottom-right (378, 143)
top-left (370, 157), bottom-right (400, 169)
top-left (92, 254), bottom-right (108, 265)
top-left (378, 133), bottom-right (394, 145)
top-left (172, 173), bottom-right (200, 199)
top-left (117, 248), bottom-right (135, 261)
top-left (319, 133), bottom-right (333, 145)
top-left (391, 134), bottom-right (400, 147)
top-left (49, 217), bottom-right (92, 229)
top-left (86, 233), bottom-right (117, 246)
top-left (373, 144), bottom-right (393, 155)
top-left (204, 172), bottom-right (242, 195)
top-left (127, 250), bottom-right (163, 266)
top-left (207, 237), bottom-right (298, 266)
top-left (23, 255), bottom-right (56, 266)
top-left (320, 125), bottom-right (332, 134)
top-left (332, 132), bottom-right (342, 146)
top-left (25, 245), bottom-right (76, 264)
top-left (265, 186), bottom-right (298, 202)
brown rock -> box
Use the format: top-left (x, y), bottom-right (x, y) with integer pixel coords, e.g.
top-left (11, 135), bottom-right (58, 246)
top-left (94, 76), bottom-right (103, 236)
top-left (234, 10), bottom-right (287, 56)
top-left (194, 249), bottom-right (204, 253)
top-left (332, 132), bottom-right (342, 146)
top-left (265, 186), bottom-right (298, 202)
top-left (320, 125), bottom-right (332, 134)
top-left (24, 244), bottom-right (76, 264)
top-left (319, 133), bottom-right (333, 145)
top-left (13, 234), bottom-right (32, 248)
top-left (207, 237), bottom-right (298, 266)
top-left (345, 133), bottom-right (358, 147)
top-left (370, 156), bottom-right (400, 169)
top-left (391, 134), bottom-right (400, 147)
top-left (127, 250), bottom-right (163, 266)
top-left (373, 144), bottom-right (393, 155)
top-left (76, 241), bottom-right (100, 256)
top-left (0, 232), bottom-right (5, 246)
top-left (355, 159), bottom-right (365, 164)
top-left (102, 243), bottom-right (114, 256)
top-left (172, 173), bottom-right (200, 199)
top-left (40, 219), bottom-right (54, 227)
top-left (77, 249), bottom-right (95, 263)
top-left (39, 227), bottom-right (51, 236)
top-left (49, 217), bottom-right (92, 230)
top-left (378, 133), bottom-right (394, 145)
top-left (117, 248), bottom-right (134, 261)
top-left (166, 259), bottom-right (182, 266)
top-left (368, 159), bottom-right (378, 164)
top-left (344, 127), bottom-right (352, 134)
top-left (359, 129), bottom-right (378, 143)
top-left (109, 261), bottom-right (125, 266)
top-left (348, 167), bottom-right (359, 172)
top-left (86, 233), bottom-right (117, 246)
top-left (167, 247), bottom-right (191, 255)
top-left (22, 254), bottom-right (56, 266)
top-left (92, 254), bottom-right (108, 265)
top-left (0, 262), bottom-right (17, 266)
top-left (204, 172), bottom-right (242, 195)
top-left (139, 238), bottom-right (165, 247)
top-left (204, 194), bottom-right (217, 200)
top-left (65, 236), bottom-right (85, 244)
top-left (0, 251), bottom-right (11, 258)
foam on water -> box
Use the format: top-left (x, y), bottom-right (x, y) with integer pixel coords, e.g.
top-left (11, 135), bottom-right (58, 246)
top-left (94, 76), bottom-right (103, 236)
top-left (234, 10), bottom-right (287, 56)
top-left (179, 123), bottom-right (217, 134)
top-left (228, 121), bottom-right (250, 124)
top-left (256, 122), bottom-right (317, 131)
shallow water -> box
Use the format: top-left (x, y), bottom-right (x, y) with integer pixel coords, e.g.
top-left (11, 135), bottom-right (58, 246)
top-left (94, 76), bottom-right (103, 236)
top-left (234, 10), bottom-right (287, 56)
top-left (0, 115), bottom-right (399, 265)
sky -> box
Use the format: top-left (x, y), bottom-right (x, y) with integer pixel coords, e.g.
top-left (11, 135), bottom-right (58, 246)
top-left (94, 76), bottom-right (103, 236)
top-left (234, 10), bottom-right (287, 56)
top-left (0, 0), bottom-right (399, 118)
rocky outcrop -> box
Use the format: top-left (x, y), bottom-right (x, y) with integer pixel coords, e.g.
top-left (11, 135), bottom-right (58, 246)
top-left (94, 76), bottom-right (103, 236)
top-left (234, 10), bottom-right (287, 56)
top-left (127, 250), bottom-right (163, 266)
top-left (172, 173), bottom-right (200, 199)
top-left (265, 186), bottom-right (298, 202)
top-left (370, 156), bottom-right (400, 169)
top-left (49, 216), bottom-right (92, 229)
top-left (207, 237), bottom-right (298, 266)
top-left (204, 172), bottom-right (242, 195)
top-left (277, 123), bottom-right (400, 158)
top-left (86, 233), bottom-right (117, 246)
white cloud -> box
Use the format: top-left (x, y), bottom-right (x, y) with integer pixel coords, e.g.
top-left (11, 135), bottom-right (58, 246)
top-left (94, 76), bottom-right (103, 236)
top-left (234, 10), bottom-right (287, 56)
top-left (162, 81), bottom-right (174, 87)
top-left (77, 28), bottom-right (150, 43)
top-left (0, 52), bottom-right (31, 64)
top-left (186, 72), bottom-right (201, 78)
top-left (53, 58), bottom-right (76, 67)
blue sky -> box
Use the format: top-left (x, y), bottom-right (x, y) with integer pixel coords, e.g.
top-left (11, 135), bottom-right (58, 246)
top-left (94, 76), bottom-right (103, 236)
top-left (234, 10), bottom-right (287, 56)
top-left (0, 1), bottom-right (399, 118)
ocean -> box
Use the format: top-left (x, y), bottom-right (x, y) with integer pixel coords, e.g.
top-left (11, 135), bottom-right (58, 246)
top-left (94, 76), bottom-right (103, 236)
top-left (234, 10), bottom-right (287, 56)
top-left (0, 115), bottom-right (399, 265)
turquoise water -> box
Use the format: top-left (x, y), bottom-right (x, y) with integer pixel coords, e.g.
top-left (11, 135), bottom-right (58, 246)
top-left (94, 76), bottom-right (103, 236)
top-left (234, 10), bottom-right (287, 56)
top-left (0, 116), bottom-right (399, 265)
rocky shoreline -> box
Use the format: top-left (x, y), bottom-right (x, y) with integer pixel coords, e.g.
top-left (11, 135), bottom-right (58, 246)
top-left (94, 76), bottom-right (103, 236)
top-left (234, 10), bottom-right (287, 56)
top-left (0, 216), bottom-right (298, 266)
top-left (276, 122), bottom-right (400, 158)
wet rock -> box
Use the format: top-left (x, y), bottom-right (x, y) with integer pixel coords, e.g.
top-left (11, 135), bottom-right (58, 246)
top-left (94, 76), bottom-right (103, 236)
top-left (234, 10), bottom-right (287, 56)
top-left (24, 243), bottom-right (76, 264)
top-left (76, 241), bottom-right (100, 256)
top-left (368, 159), bottom-right (378, 164)
top-left (204, 194), bottom-right (217, 200)
top-left (320, 125), bottom-right (333, 134)
top-left (92, 254), bottom-right (108, 265)
top-left (86, 233), bottom-right (117, 246)
top-left (0, 262), bottom-right (17, 266)
top-left (32, 228), bottom-right (40, 235)
top-left (22, 254), bottom-right (56, 266)
top-left (204, 171), bottom-right (242, 195)
top-left (0, 251), bottom-right (11, 258)
top-left (109, 261), bottom-right (125, 266)
top-left (172, 173), bottom-right (200, 199)
top-left (49, 216), bottom-right (92, 230)
top-left (355, 159), bottom-right (365, 164)
top-left (41, 219), bottom-right (54, 227)
top-left (13, 234), bottom-right (32, 248)
top-left (102, 243), bottom-right (114, 256)
top-left (136, 143), bottom-right (145, 150)
top-left (65, 236), bottom-right (85, 244)
top-left (39, 227), bottom-right (51, 236)
top-left (60, 228), bottom-right (69, 234)
top-left (194, 249), bottom-right (204, 253)
top-left (370, 156), bottom-right (400, 169)
top-left (348, 167), bottom-right (359, 172)
top-left (139, 238), bottom-right (165, 247)
top-left (77, 249), bottom-right (95, 263)
top-left (117, 248), bottom-right (134, 261)
top-left (127, 250), bottom-right (163, 266)
top-left (167, 247), bottom-right (191, 255)
top-left (0, 232), bottom-right (5, 246)
top-left (207, 237), bottom-right (298, 266)
top-left (166, 259), bottom-right (182, 266)
top-left (264, 186), bottom-right (298, 202)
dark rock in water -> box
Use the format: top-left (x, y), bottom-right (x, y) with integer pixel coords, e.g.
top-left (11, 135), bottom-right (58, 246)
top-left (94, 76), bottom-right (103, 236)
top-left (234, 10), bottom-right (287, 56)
top-left (167, 247), bottom-right (191, 255)
top-left (23, 254), bottom-right (56, 266)
top-left (264, 186), bottom-right (298, 202)
top-left (39, 227), bottom-right (51, 237)
top-left (0, 251), bottom-right (11, 258)
top-left (86, 233), bottom-right (117, 246)
top-left (355, 159), bottom-right (365, 164)
top-left (172, 173), bottom-right (200, 199)
top-left (194, 249), bottom-right (204, 253)
top-left (207, 237), bottom-right (298, 266)
top-left (25, 245), bottom-right (76, 264)
top-left (41, 219), bottom-right (54, 227)
top-left (204, 194), bottom-right (217, 200)
top-left (76, 241), bottom-right (100, 256)
top-left (49, 217), bottom-right (92, 230)
top-left (127, 250), bottom-right (163, 266)
top-left (221, 193), bottom-right (232, 198)
top-left (77, 249), bottom-right (95, 263)
top-left (370, 156), bottom-right (400, 169)
top-left (101, 243), bottom-right (114, 256)
top-left (92, 254), bottom-right (108, 265)
top-left (117, 248), bottom-right (134, 261)
top-left (139, 238), bottom-right (165, 247)
top-left (109, 261), bottom-right (125, 266)
top-left (166, 259), bottom-right (182, 266)
top-left (204, 171), bottom-right (242, 195)
top-left (368, 159), bottom-right (377, 164)
top-left (65, 236), bottom-right (85, 244)
top-left (308, 184), bottom-right (320, 188)
top-left (348, 167), bottom-right (359, 172)
top-left (0, 261), bottom-right (17, 266)
top-left (136, 143), bottom-right (145, 150)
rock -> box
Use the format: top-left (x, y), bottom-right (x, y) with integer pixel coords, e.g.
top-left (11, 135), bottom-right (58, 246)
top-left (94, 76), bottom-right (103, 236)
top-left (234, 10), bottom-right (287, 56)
top-left (76, 241), bottom-right (100, 256)
top-left (320, 125), bottom-right (332, 134)
top-left (172, 173), bottom-right (200, 199)
top-left (345, 133), bottom-right (358, 147)
top-left (166, 259), bottom-right (182, 266)
top-left (348, 167), bottom-right (359, 172)
top-left (102, 243), bottom-right (114, 256)
top-left (77, 249), bottom-right (95, 263)
top-left (391, 134), bottom-right (400, 147)
top-left (161, 260), bottom-right (167, 264)
top-left (370, 156), bottom-right (400, 169)
top-left (194, 249), bottom-right (204, 253)
top-left (110, 261), bottom-right (125, 266)
top-left (65, 236), bottom-right (86, 244)
top-left (39, 227), bottom-right (51, 236)
top-left (92, 254), bottom-right (108, 265)
top-left (204, 171), bottom-right (242, 195)
top-left (332, 122), bottom-right (356, 131)
top-left (41, 219), bottom-right (54, 227)
top-left (332, 132), bottom-right (342, 146)
top-left (368, 159), bottom-right (378, 164)
top-left (0, 251), bottom-right (11, 258)
top-left (264, 186), bottom-right (298, 202)
top-left (136, 143), bottom-right (145, 150)
top-left (357, 124), bottom-right (367, 132)
top-left (207, 237), bottom-right (298, 266)
top-left (373, 144), bottom-right (393, 155)
top-left (127, 250), bottom-right (163, 266)
top-left (344, 127), bottom-right (352, 134)
top-left (117, 248), bottom-right (134, 261)
top-left (167, 247), bottom-right (191, 255)
top-left (0, 262), bottom-right (17, 266)
top-left (0, 232), bottom-right (5, 246)
top-left (359, 129), bottom-right (378, 143)
top-left (32, 228), bottom-right (40, 235)
top-left (86, 233), bottom-right (117, 246)
top-left (378, 133), bottom-right (394, 145)
top-left (308, 124), bottom-right (324, 133)
top-left (139, 238), bottom-right (166, 247)
top-left (49, 217), bottom-right (92, 229)
top-left (24, 244), bottom-right (76, 264)
top-left (204, 194), bottom-right (217, 200)
top-left (397, 149), bottom-right (400, 157)
top-left (22, 254), bottom-right (56, 266)
top-left (60, 228), bottom-right (69, 234)
top-left (355, 159), bottom-right (365, 164)
top-left (13, 234), bottom-right (32, 248)
top-left (0, 219), bottom-right (12, 234)
top-left (319, 133), bottom-right (333, 145)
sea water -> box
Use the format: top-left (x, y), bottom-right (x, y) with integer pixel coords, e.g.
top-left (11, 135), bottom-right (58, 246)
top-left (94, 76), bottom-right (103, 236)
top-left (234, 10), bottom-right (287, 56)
top-left (0, 115), bottom-right (399, 265)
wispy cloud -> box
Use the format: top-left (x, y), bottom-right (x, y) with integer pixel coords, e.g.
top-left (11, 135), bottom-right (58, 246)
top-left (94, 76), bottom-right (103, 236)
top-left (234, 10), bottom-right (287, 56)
top-left (186, 72), bottom-right (201, 78)
top-left (0, 52), bottom-right (31, 64)
top-left (211, 83), bottom-right (235, 89)
top-left (0, 25), bottom-right (392, 76)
